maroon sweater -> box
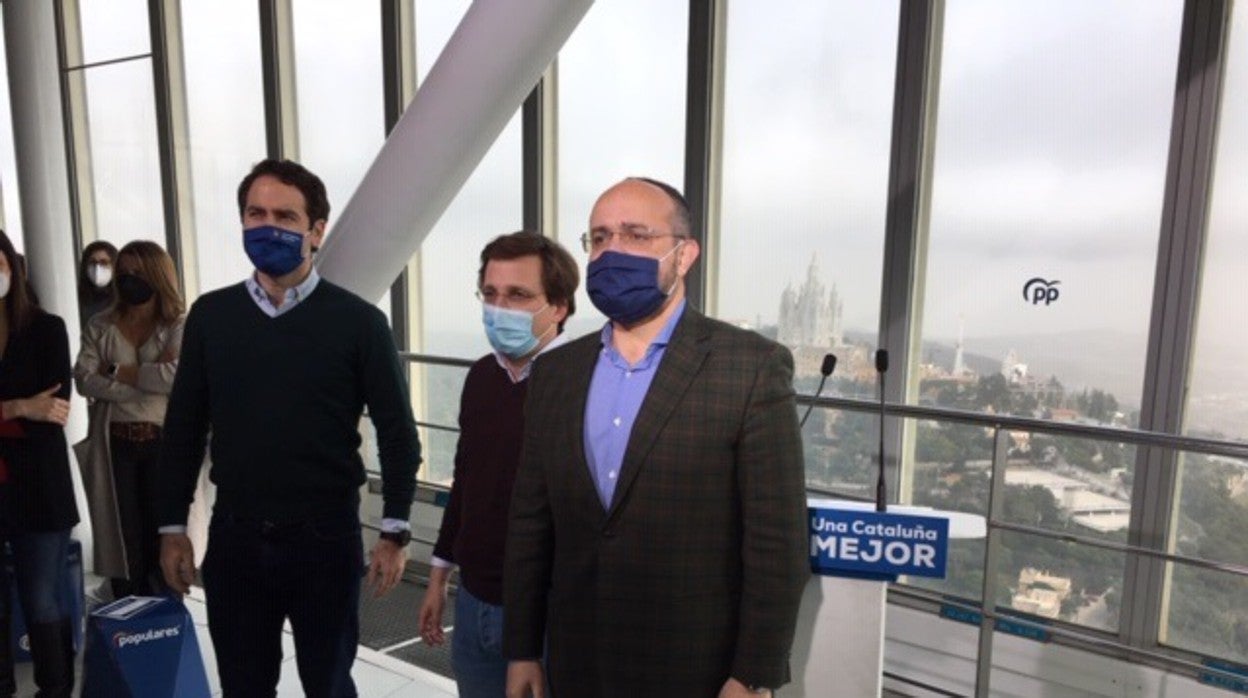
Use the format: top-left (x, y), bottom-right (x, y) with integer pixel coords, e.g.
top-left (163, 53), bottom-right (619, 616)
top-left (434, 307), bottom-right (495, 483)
top-left (432, 354), bottom-right (528, 605)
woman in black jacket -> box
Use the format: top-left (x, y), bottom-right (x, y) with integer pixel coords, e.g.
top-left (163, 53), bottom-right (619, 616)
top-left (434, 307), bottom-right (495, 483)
top-left (0, 230), bottom-right (79, 698)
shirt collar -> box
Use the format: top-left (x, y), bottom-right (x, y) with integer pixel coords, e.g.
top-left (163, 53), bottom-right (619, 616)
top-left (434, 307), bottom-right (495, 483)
top-left (245, 267), bottom-right (321, 310)
top-left (492, 328), bottom-right (572, 383)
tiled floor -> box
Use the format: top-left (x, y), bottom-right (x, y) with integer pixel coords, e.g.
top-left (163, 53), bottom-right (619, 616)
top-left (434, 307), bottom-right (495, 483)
top-left (12, 584), bottom-right (459, 697)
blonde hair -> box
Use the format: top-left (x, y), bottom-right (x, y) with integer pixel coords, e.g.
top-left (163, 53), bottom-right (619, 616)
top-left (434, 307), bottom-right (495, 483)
top-left (116, 240), bottom-right (184, 324)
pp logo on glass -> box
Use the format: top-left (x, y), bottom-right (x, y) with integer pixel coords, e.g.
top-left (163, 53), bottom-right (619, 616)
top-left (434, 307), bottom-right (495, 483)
top-left (1023, 278), bottom-right (1060, 306)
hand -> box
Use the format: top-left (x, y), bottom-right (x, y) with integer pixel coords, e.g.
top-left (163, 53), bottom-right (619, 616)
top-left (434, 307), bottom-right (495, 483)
top-left (159, 534), bottom-right (197, 596)
top-left (9, 384), bottom-right (70, 425)
top-left (719, 678), bottom-right (769, 698)
top-left (366, 538), bottom-right (407, 598)
top-left (418, 567), bottom-right (450, 645)
top-left (506, 660), bottom-right (545, 698)
top-left (114, 364), bottom-right (140, 386)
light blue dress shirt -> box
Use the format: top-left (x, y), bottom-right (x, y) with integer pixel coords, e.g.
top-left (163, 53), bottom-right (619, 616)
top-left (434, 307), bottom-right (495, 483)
top-left (584, 301), bottom-right (686, 509)
top-left (244, 267), bottom-right (320, 317)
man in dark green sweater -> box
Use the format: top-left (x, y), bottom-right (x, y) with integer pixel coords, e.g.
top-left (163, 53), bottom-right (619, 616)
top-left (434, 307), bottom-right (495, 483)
top-left (156, 159), bottom-right (421, 697)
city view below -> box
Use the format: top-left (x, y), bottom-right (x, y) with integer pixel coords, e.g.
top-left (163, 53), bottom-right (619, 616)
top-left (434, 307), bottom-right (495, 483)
top-left (400, 254), bottom-right (1248, 666)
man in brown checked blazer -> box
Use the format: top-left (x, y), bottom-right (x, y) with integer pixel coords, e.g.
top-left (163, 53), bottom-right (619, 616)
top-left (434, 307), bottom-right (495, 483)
top-left (503, 177), bottom-right (809, 698)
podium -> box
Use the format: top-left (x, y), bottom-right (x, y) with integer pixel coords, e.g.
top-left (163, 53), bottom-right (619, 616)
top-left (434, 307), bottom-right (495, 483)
top-left (788, 498), bottom-right (985, 697)
top-left (4, 539), bottom-right (84, 661)
top-left (83, 596), bottom-right (211, 698)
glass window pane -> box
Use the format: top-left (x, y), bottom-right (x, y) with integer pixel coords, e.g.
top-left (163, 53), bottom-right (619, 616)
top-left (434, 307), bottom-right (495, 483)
top-left (408, 1), bottom-right (523, 484)
top-left (917, 1), bottom-right (1181, 429)
top-left (77, 0), bottom-right (150, 66)
top-left (414, 0), bottom-right (523, 359)
top-left (905, 423), bottom-right (1131, 633)
top-left (180, 0), bottom-right (267, 293)
top-left (83, 59), bottom-right (164, 251)
top-left (292, 0), bottom-right (385, 248)
top-left (413, 363), bottom-right (470, 486)
top-left (415, 0), bottom-right (467, 83)
top-left (0, 19), bottom-right (24, 248)
top-left (905, 417), bottom-right (992, 601)
top-left (996, 530), bottom-right (1123, 632)
top-left (1186, 6), bottom-right (1248, 443)
top-left (557, 0), bottom-right (687, 337)
top-left (719, 1), bottom-right (897, 402)
top-left (416, 114), bottom-right (522, 357)
top-left (1167, 451), bottom-right (1248, 664)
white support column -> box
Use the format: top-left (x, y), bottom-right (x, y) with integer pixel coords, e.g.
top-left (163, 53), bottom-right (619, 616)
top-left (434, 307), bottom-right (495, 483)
top-left (316, 0), bottom-right (594, 303)
top-left (4, 0), bottom-right (94, 561)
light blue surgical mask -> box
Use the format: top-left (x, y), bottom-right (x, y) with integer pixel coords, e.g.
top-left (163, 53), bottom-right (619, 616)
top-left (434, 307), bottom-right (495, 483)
top-left (483, 303), bottom-right (553, 359)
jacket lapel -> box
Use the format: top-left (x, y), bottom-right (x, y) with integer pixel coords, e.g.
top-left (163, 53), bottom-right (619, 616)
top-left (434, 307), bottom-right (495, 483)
top-left (605, 310), bottom-right (710, 518)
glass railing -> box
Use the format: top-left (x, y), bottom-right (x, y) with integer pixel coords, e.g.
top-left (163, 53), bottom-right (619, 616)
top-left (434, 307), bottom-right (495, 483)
top-left (383, 352), bottom-right (1248, 694)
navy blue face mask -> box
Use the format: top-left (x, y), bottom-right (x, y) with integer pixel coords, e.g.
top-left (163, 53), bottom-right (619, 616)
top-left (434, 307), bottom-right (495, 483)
top-left (586, 243), bottom-right (683, 325)
top-left (244, 225), bottom-right (306, 277)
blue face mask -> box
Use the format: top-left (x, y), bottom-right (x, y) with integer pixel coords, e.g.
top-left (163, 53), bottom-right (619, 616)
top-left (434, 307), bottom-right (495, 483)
top-left (244, 225), bottom-right (306, 277)
top-left (586, 244), bottom-right (682, 325)
top-left (483, 303), bottom-right (553, 359)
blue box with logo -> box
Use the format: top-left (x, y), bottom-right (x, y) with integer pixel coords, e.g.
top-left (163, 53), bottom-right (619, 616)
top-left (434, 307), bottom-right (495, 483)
top-left (82, 595), bottom-right (210, 698)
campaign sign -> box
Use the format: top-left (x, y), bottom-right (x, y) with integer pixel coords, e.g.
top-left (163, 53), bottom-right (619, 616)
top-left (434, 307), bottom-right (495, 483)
top-left (4, 539), bottom-right (84, 661)
top-left (808, 507), bottom-right (949, 581)
top-left (83, 596), bottom-right (210, 698)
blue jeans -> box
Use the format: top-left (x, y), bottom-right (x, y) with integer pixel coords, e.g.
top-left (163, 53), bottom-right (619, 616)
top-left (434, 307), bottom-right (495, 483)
top-left (0, 529), bottom-right (72, 625)
top-left (452, 586), bottom-right (507, 698)
top-left (202, 509), bottom-right (363, 698)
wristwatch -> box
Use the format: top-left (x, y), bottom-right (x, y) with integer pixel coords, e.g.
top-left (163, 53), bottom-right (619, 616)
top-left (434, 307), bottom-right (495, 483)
top-left (107, 363), bottom-right (119, 378)
top-left (379, 529), bottom-right (411, 547)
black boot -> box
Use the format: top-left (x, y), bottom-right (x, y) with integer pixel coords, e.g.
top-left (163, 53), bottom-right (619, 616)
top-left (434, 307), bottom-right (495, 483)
top-left (0, 614), bottom-right (14, 697)
top-left (27, 620), bottom-right (73, 698)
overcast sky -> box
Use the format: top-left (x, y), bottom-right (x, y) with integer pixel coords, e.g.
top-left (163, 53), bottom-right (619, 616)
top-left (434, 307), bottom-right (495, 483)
top-left (1, 0), bottom-right (1245, 422)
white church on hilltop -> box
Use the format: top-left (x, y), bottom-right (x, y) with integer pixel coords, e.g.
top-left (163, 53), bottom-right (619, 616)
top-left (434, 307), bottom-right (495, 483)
top-left (778, 255), bottom-right (844, 349)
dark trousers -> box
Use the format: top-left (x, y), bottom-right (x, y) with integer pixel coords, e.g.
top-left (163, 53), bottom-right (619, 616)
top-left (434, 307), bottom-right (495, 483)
top-left (0, 528), bottom-right (71, 625)
top-left (0, 521), bottom-right (74, 696)
top-left (109, 435), bottom-right (164, 597)
top-left (202, 508), bottom-right (364, 698)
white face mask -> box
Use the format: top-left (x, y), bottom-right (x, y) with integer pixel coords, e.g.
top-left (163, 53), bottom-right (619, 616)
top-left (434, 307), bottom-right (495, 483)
top-left (0, 271), bottom-right (10, 300)
top-left (88, 263), bottom-right (113, 288)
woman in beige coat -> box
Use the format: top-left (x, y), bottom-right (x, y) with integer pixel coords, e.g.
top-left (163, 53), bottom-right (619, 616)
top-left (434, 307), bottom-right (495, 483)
top-left (74, 240), bottom-right (185, 597)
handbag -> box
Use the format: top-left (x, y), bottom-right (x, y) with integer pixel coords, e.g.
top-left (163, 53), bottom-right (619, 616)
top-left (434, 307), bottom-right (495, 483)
top-left (73, 399), bottom-right (128, 579)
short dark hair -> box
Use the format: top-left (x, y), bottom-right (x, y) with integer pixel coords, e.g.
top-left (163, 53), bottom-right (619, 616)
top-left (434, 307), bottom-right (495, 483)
top-left (478, 231), bottom-right (579, 331)
top-left (0, 229), bottom-right (38, 334)
top-left (629, 176), bottom-right (692, 239)
top-left (236, 159), bottom-right (331, 225)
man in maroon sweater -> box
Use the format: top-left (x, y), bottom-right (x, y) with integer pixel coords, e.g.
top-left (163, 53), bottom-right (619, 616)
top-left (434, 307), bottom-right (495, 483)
top-left (419, 231), bottom-right (579, 697)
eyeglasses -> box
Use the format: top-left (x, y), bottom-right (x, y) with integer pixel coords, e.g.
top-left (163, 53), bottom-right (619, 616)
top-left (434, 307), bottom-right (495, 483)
top-left (580, 224), bottom-right (683, 254)
top-left (476, 287), bottom-right (543, 307)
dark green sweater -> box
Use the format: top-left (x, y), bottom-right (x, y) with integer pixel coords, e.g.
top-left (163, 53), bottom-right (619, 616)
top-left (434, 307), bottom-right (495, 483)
top-left (157, 281), bottom-right (420, 525)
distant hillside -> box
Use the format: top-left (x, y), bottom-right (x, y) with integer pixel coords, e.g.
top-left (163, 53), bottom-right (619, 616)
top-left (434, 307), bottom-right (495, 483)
top-left (845, 328), bottom-right (1147, 407)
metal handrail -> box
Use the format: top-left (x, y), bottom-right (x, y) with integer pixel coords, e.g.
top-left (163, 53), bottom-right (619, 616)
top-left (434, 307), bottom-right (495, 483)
top-left (392, 351), bottom-right (1248, 690)
top-left (991, 520), bottom-right (1248, 578)
top-left (398, 351), bottom-right (475, 369)
top-left (799, 393), bottom-right (1248, 461)
top-left (890, 585), bottom-right (1248, 688)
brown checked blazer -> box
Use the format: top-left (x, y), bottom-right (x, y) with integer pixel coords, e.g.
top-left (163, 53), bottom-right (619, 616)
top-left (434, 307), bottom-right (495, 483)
top-left (504, 308), bottom-right (809, 697)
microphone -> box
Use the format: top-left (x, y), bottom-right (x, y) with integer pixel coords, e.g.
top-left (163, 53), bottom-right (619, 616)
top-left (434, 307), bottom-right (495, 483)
top-left (799, 353), bottom-right (837, 428)
top-left (875, 349), bottom-right (889, 513)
